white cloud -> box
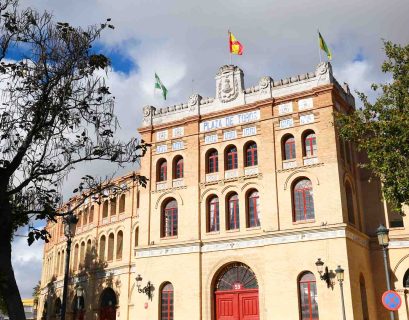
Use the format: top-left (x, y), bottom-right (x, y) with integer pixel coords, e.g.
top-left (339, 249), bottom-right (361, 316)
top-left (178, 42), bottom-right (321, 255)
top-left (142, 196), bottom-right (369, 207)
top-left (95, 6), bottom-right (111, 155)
top-left (12, 233), bottom-right (43, 298)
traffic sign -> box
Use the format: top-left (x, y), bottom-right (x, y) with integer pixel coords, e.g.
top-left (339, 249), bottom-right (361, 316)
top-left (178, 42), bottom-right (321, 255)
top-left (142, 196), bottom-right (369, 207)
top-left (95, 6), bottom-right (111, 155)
top-left (382, 290), bottom-right (402, 311)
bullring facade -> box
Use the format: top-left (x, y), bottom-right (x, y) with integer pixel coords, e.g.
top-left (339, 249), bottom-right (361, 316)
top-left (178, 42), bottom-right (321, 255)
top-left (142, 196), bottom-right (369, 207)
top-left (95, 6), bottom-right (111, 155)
top-left (38, 62), bottom-right (409, 320)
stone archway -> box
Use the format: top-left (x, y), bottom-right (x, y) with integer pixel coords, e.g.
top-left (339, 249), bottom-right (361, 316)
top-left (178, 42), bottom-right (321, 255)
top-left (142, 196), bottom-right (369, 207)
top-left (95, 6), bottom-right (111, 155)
top-left (213, 262), bottom-right (259, 320)
top-left (99, 287), bottom-right (117, 320)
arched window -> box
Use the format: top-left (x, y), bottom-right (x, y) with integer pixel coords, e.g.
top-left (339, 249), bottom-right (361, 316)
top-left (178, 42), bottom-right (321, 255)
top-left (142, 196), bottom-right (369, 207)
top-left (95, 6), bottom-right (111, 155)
top-left (225, 145), bottom-right (238, 170)
top-left (303, 131), bottom-right (317, 157)
top-left (298, 272), bottom-right (319, 320)
top-left (102, 201), bottom-right (109, 219)
top-left (207, 196), bottom-right (220, 232)
top-left (403, 269), bottom-right (409, 288)
top-left (247, 190), bottom-right (260, 228)
top-left (345, 182), bottom-right (355, 225)
top-left (116, 231), bottom-right (123, 260)
top-left (245, 142), bottom-right (258, 167)
top-left (73, 244), bottom-right (79, 271)
top-left (227, 193), bottom-right (239, 230)
top-left (157, 159), bottom-right (168, 182)
top-left (110, 198), bottom-right (117, 216)
top-left (293, 178), bottom-right (315, 222)
top-left (89, 205), bottom-right (94, 224)
top-left (86, 239), bottom-right (92, 267)
top-left (360, 275), bottom-right (369, 320)
top-left (77, 211), bottom-right (82, 228)
top-left (83, 208), bottom-right (88, 226)
top-left (119, 194), bottom-right (126, 213)
top-left (61, 250), bottom-right (65, 275)
top-left (80, 242), bottom-right (85, 268)
top-left (56, 252), bottom-right (60, 275)
top-left (160, 283), bottom-right (174, 320)
top-left (99, 235), bottom-right (106, 261)
top-left (283, 134), bottom-right (296, 160)
top-left (161, 199), bottom-right (178, 237)
top-left (107, 233), bottom-right (114, 261)
top-left (134, 227), bottom-right (139, 247)
top-left (207, 149), bottom-right (218, 173)
top-left (173, 156), bottom-right (184, 179)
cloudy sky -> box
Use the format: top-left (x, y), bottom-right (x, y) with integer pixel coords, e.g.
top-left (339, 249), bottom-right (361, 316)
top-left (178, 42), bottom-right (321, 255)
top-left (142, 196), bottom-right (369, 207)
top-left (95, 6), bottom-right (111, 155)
top-left (12, 0), bottom-right (409, 297)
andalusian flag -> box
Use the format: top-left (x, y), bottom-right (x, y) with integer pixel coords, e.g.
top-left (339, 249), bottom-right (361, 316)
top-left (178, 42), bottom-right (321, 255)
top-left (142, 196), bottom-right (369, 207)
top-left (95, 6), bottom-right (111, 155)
top-left (318, 31), bottom-right (332, 60)
top-left (229, 31), bottom-right (243, 55)
top-left (154, 73), bottom-right (168, 100)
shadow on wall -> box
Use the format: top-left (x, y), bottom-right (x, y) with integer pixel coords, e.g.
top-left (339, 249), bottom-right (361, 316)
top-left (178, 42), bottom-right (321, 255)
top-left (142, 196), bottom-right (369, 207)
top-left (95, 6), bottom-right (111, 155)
top-left (42, 240), bottom-right (122, 320)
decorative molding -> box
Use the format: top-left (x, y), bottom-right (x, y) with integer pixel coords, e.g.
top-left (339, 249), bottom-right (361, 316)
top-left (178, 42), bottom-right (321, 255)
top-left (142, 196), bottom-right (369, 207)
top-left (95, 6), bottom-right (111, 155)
top-left (134, 227), bottom-right (368, 258)
top-left (283, 169), bottom-right (320, 190)
top-left (389, 240), bottom-right (409, 249)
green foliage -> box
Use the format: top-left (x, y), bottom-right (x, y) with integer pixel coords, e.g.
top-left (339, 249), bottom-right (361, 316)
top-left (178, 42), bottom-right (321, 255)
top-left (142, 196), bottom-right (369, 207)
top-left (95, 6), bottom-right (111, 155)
top-left (336, 41), bottom-right (409, 212)
top-left (0, 293), bottom-right (7, 316)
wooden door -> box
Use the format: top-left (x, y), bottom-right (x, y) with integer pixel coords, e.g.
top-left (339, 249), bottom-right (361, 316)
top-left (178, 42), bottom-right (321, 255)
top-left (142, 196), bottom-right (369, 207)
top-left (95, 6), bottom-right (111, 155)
top-left (239, 292), bottom-right (259, 320)
top-left (216, 292), bottom-right (239, 320)
top-left (216, 290), bottom-right (259, 320)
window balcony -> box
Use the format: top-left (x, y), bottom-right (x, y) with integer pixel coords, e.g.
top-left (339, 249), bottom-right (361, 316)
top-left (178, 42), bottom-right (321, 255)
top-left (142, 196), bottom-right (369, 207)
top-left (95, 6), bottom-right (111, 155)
top-left (303, 156), bottom-right (318, 166)
top-left (156, 181), bottom-right (168, 191)
top-left (282, 159), bottom-right (297, 169)
top-left (172, 178), bottom-right (184, 188)
top-left (206, 173), bottom-right (219, 183)
top-left (244, 166), bottom-right (259, 176)
top-left (225, 169), bottom-right (239, 179)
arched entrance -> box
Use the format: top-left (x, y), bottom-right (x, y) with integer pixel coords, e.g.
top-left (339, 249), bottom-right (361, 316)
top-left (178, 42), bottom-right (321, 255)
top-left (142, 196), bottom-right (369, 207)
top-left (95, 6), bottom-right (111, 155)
top-left (99, 287), bottom-right (117, 320)
top-left (72, 295), bottom-right (85, 320)
top-left (214, 262), bottom-right (259, 320)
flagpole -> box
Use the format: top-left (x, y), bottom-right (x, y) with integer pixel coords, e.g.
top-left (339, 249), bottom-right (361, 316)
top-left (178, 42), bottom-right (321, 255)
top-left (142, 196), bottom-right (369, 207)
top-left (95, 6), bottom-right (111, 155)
top-left (228, 29), bottom-right (232, 65)
top-left (317, 29), bottom-right (322, 63)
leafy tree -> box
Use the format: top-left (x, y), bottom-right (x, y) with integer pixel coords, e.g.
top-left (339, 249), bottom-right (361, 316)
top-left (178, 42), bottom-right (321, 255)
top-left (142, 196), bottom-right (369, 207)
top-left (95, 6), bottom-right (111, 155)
top-left (0, 1), bottom-right (148, 318)
top-left (336, 40), bottom-right (409, 212)
top-left (0, 293), bottom-right (7, 316)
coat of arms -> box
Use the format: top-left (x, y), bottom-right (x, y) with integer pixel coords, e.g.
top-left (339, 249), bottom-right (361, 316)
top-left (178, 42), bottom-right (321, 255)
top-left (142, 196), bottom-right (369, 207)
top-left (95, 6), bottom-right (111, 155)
top-left (218, 74), bottom-right (239, 103)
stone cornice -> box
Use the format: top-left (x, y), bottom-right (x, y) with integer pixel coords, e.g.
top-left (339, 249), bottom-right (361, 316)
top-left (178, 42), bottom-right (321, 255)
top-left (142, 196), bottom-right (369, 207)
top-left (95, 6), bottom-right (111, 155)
top-left (134, 225), bottom-right (369, 258)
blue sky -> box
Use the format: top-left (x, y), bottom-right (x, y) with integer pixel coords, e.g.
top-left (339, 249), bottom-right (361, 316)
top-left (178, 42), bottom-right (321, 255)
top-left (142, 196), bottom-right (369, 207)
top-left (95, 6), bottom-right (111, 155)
top-left (10, 0), bottom-right (409, 297)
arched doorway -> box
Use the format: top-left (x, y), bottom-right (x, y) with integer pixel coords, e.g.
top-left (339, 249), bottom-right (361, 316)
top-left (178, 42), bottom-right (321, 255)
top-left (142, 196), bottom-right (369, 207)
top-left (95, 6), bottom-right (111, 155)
top-left (214, 262), bottom-right (259, 320)
top-left (72, 295), bottom-right (85, 320)
top-left (99, 287), bottom-right (117, 320)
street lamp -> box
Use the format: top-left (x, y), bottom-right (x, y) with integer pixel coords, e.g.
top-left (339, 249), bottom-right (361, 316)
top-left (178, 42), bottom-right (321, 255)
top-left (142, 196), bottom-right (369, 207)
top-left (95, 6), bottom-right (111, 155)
top-left (315, 258), bottom-right (332, 288)
top-left (377, 224), bottom-right (394, 320)
top-left (76, 285), bottom-right (84, 311)
top-left (135, 274), bottom-right (154, 301)
top-left (335, 265), bottom-right (346, 320)
top-left (61, 212), bottom-right (78, 320)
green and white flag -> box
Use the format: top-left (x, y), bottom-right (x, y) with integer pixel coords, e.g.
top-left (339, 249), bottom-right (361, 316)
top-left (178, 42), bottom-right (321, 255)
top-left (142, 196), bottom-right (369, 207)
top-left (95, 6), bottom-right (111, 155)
top-left (154, 73), bottom-right (168, 100)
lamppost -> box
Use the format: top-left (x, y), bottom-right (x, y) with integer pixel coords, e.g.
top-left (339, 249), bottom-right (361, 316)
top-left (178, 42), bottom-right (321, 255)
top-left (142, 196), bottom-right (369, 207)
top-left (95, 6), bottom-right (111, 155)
top-left (61, 212), bottom-right (78, 320)
top-left (75, 285), bottom-right (84, 320)
top-left (335, 265), bottom-right (346, 320)
top-left (135, 274), bottom-right (154, 301)
top-left (377, 224), bottom-right (394, 320)
top-left (316, 259), bottom-right (347, 319)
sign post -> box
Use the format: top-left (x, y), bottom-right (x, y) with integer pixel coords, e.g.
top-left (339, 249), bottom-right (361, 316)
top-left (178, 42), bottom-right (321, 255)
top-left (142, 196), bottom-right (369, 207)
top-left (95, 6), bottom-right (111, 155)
top-left (382, 290), bottom-right (402, 312)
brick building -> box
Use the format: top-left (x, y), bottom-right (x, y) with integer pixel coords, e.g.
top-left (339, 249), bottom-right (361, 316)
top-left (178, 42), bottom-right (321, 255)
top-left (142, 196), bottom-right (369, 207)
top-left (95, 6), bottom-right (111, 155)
top-left (37, 62), bottom-right (409, 320)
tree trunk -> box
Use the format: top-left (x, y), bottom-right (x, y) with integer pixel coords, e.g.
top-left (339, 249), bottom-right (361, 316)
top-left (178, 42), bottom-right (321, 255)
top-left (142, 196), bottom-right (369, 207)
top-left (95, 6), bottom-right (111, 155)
top-left (0, 196), bottom-right (26, 320)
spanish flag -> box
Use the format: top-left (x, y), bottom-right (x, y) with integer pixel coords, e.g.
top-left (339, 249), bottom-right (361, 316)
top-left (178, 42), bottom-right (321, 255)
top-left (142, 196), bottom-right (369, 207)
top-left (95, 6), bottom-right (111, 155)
top-left (229, 31), bottom-right (243, 55)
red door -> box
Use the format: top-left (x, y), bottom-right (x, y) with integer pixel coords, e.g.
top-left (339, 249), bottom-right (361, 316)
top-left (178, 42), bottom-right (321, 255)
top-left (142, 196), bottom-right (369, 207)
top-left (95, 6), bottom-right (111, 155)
top-left (216, 289), bottom-right (259, 320)
top-left (99, 306), bottom-right (116, 320)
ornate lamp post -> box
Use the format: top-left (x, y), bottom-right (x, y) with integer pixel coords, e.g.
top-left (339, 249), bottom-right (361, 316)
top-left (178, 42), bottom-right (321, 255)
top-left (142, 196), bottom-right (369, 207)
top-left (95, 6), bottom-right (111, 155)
top-left (61, 212), bottom-right (78, 320)
top-left (377, 224), bottom-right (394, 320)
top-left (335, 265), bottom-right (346, 320)
top-left (135, 274), bottom-right (154, 301)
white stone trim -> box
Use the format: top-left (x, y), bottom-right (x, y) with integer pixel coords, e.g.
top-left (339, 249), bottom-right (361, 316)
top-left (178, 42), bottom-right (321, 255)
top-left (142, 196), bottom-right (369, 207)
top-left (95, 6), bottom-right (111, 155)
top-left (134, 227), bottom-right (368, 258)
top-left (389, 240), bottom-right (409, 248)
